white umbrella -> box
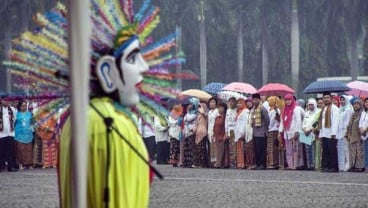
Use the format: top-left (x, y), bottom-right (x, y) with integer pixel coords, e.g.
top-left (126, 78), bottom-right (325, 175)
top-left (217, 90), bottom-right (246, 101)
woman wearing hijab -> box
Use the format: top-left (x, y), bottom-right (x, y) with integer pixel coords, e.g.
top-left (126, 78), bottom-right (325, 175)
top-left (279, 94), bottom-right (303, 170)
top-left (266, 96), bottom-right (280, 169)
top-left (301, 98), bottom-right (320, 170)
top-left (182, 97), bottom-right (199, 168)
top-left (337, 95), bottom-right (353, 171)
top-left (345, 98), bottom-right (365, 172)
top-left (208, 97), bottom-right (219, 166)
top-left (245, 98), bottom-right (256, 169)
top-left (168, 104), bottom-right (183, 167)
top-left (234, 98), bottom-right (248, 169)
top-left (194, 103), bottom-right (209, 168)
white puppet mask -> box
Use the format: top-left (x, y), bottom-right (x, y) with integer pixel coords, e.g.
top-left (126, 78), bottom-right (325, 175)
top-left (96, 37), bottom-right (149, 106)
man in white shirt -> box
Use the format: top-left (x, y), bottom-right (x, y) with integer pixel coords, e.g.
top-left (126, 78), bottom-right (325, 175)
top-left (139, 116), bottom-right (156, 162)
top-left (0, 97), bottom-right (17, 172)
top-left (319, 92), bottom-right (340, 172)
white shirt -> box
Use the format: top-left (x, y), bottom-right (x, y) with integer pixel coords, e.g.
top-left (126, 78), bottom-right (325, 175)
top-left (154, 116), bottom-right (169, 143)
top-left (279, 107), bottom-right (303, 140)
top-left (319, 104), bottom-right (339, 139)
top-left (337, 105), bottom-right (353, 139)
top-left (225, 108), bottom-right (237, 136)
top-left (0, 106), bottom-right (16, 138)
top-left (168, 115), bottom-right (181, 140)
top-left (207, 108), bottom-right (219, 142)
top-left (268, 108), bottom-right (280, 132)
top-left (139, 118), bottom-right (155, 138)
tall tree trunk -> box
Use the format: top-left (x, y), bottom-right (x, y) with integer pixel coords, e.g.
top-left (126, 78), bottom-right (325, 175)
top-left (262, 42), bottom-right (268, 85)
top-left (237, 23), bottom-right (244, 82)
top-left (291, 0), bottom-right (300, 92)
top-left (199, 1), bottom-right (207, 88)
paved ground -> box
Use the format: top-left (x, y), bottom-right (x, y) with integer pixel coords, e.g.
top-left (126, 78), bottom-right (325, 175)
top-left (0, 165), bottom-right (368, 207)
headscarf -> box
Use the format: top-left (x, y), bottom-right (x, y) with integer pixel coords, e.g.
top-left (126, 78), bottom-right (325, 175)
top-left (332, 95), bottom-right (340, 107)
top-left (188, 97), bottom-right (199, 114)
top-left (339, 95), bottom-right (351, 112)
top-left (170, 104), bottom-right (183, 120)
top-left (236, 98), bottom-right (246, 120)
top-left (267, 96), bottom-right (280, 111)
top-left (282, 93), bottom-right (296, 130)
top-left (307, 98), bottom-right (317, 111)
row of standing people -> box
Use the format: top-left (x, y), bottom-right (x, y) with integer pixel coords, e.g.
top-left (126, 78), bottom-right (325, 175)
top-left (0, 98), bottom-right (58, 172)
top-left (151, 92), bottom-right (368, 172)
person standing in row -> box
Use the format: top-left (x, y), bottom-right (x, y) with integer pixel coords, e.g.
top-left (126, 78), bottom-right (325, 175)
top-left (168, 104), bottom-right (183, 167)
top-left (251, 93), bottom-right (270, 170)
top-left (319, 92), bottom-right (339, 172)
top-left (208, 97), bottom-right (219, 166)
top-left (279, 94), bottom-right (303, 170)
top-left (182, 97), bottom-right (199, 168)
top-left (337, 95), bottom-right (353, 171)
top-left (0, 97), bottom-right (17, 172)
top-left (154, 114), bottom-right (170, 165)
top-left (346, 98), bottom-right (365, 172)
top-left (234, 99), bottom-right (247, 169)
top-left (225, 97), bottom-right (237, 168)
top-left (214, 103), bottom-right (228, 168)
top-left (14, 100), bottom-right (34, 170)
top-left (194, 103), bottom-right (209, 168)
top-left (266, 96), bottom-right (280, 169)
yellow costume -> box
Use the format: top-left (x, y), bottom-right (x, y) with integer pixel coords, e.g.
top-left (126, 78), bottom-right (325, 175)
top-left (59, 97), bottom-right (149, 208)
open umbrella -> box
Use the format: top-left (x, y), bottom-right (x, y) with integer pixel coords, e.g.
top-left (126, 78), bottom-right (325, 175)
top-left (202, 82), bottom-right (226, 94)
top-left (222, 82), bottom-right (257, 94)
top-left (217, 90), bottom-right (246, 101)
top-left (346, 80), bottom-right (368, 97)
top-left (303, 80), bottom-right (351, 94)
top-left (180, 89), bottom-right (212, 102)
top-left (257, 83), bottom-right (295, 96)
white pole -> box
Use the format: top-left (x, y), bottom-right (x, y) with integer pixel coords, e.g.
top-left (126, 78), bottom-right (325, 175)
top-left (67, 1), bottom-right (90, 208)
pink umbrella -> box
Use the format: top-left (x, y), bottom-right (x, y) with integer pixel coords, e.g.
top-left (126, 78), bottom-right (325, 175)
top-left (258, 83), bottom-right (295, 96)
top-left (346, 81), bottom-right (368, 97)
top-left (222, 82), bottom-right (257, 94)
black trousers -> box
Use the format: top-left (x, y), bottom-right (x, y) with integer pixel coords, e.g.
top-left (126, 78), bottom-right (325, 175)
top-left (0, 136), bottom-right (16, 170)
top-left (321, 137), bottom-right (338, 170)
top-left (254, 137), bottom-right (267, 167)
top-left (156, 141), bottom-right (170, 164)
top-left (143, 136), bottom-right (156, 160)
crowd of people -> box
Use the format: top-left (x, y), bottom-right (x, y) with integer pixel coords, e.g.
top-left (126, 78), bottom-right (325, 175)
top-left (0, 97), bottom-right (59, 172)
top-left (144, 92), bottom-right (368, 173)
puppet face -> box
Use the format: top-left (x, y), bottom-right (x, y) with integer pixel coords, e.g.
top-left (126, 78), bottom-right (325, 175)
top-left (116, 39), bottom-right (148, 105)
top-left (96, 39), bottom-right (149, 106)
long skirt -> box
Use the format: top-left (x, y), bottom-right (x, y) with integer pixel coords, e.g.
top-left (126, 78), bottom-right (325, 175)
top-left (245, 140), bottom-right (255, 169)
top-left (266, 131), bottom-right (279, 168)
top-left (235, 139), bottom-right (245, 169)
top-left (215, 139), bottom-right (230, 168)
top-left (337, 138), bottom-right (350, 171)
top-left (42, 140), bottom-right (57, 168)
top-left (169, 138), bottom-right (180, 166)
top-left (229, 130), bottom-right (236, 168)
top-left (33, 134), bottom-right (43, 166)
top-left (194, 137), bottom-right (209, 168)
top-left (182, 135), bottom-right (195, 167)
top-left (15, 141), bottom-right (33, 166)
top-left (315, 137), bottom-right (322, 170)
top-left (349, 141), bottom-right (365, 169)
top-left (285, 138), bottom-right (303, 169)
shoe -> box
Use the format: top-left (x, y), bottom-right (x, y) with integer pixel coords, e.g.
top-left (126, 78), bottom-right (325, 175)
top-left (256, 165), bottom-right (265, 170)
top-left (321, 168), bottom-right (329, 172)
top-left (8, 168), bottom-right (18, 172)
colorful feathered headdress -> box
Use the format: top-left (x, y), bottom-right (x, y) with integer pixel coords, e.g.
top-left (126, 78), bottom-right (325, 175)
top-left (4, 0), bottom-right (194, 135)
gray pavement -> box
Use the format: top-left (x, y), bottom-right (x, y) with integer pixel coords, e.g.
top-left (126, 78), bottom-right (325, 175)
top-left (0, 166), bottom-right (368, 207)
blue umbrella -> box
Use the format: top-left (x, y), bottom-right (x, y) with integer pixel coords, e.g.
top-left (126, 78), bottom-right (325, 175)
top-left (202, 82), bottom-right (226, 94)
top-left (303, 80), bottom-right (351, 94)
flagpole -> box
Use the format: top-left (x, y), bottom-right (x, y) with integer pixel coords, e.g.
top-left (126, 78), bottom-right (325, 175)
top-left (67, 1), bottom-right (91, 208)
